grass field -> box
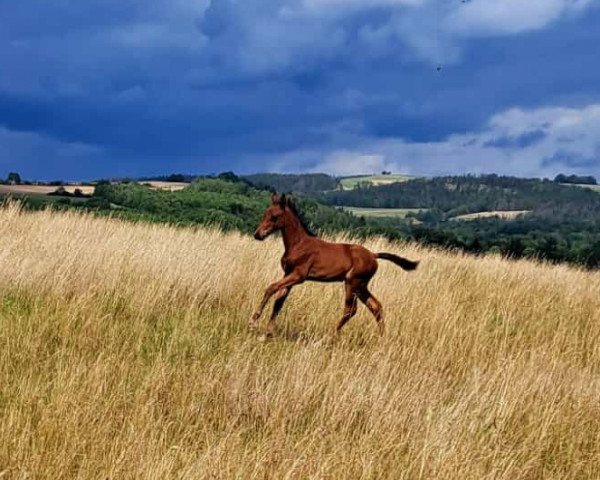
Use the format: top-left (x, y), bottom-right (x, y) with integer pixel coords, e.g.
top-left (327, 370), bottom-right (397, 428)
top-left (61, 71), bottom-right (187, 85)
top-left (339, 206), bottom-right (426, 219)
top-left (0, 184), bottom-right (95, 196)
top-left (0, 181), bottom-right (189, 198)
top-left (1, 204), bottom-right (600, 478)
top-left (451, 210), bottom-right (531, 221)
top-left (339, 174), bottom-right (416, 190)
top-left (0, 185), bottom-right (92, 206)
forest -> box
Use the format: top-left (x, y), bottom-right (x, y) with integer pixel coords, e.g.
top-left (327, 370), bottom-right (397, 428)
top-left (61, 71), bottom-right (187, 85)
top-left (318, 175), bottom-right (600, 220)
top-left (243, 173), bottom-right (340, 194)
top-left (87, 174), bottom-right (370, 236)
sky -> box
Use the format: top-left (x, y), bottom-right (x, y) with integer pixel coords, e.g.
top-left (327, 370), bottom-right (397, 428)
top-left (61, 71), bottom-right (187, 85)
top-left (1, 0), bottom-right (599, 181)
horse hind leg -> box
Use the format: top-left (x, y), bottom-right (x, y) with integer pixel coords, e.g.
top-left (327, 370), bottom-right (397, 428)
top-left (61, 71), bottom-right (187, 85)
top-left (335, 282), bottom-right (358, 334)
top-left (358, 286), bottom-right (385, 336)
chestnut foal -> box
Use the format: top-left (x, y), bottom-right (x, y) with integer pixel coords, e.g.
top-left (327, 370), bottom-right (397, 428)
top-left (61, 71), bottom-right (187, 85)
top-left (251, 193), bottom-right (418, 338)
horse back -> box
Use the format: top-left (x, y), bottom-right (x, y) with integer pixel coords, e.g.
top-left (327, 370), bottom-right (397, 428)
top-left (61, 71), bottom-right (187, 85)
top-left (294, 238), bottom-right (377, 282)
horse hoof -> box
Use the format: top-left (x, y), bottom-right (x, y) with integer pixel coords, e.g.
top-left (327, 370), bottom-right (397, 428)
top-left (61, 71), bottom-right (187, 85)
top-left (258, 334), bottom-right (272, 343)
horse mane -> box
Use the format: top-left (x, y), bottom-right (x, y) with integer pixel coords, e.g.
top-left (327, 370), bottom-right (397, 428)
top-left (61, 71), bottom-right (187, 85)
top-left (286, 199), bottom-right (317, 237)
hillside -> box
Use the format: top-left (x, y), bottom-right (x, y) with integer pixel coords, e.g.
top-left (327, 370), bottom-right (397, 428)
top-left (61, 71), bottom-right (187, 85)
top-left (88, 177), bottom-right (370, 235)
top-left (1, 205), bottom-right (599, 478)
top-left (5, 173), bottom-right (600, 268)
top-left (319, 175), bottom-right (600, 217)
top-left (320, 175), bottom-right (600, 267)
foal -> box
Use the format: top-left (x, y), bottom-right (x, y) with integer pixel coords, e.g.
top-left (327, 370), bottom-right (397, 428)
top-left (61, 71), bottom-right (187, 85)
top-left (251, 193), bottom-right (418, 338)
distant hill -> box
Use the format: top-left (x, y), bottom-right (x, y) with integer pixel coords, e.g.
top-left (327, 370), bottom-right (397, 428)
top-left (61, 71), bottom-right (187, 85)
top-left (318, 174), bottom-right (600, 222)
top-left (242, 172), bottom-right (418, 193)
top-left (88, 176), bottom-right (371, 236)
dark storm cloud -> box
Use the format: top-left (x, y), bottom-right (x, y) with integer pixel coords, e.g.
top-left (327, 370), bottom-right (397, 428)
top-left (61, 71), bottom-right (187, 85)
top-left (0, 0), bottom-right (599, 179)
top-left (484, 130), bottom-right (547, 149)
top-left (542, 150), bottom-right (600, 170)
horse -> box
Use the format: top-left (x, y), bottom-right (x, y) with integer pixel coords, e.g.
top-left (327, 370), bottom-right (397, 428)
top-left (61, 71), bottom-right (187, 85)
top-left (251, 193), bottom-right (418, 338)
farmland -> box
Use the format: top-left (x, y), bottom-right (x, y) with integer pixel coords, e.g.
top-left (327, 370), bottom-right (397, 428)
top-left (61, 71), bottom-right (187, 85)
top-left (563, 183), bottom-right (600, 193)
top-left (142, 181), bottom-right (190, 191)
top-left (338, 206), bottom-right (426, 219)
top-left (0, 184), bottom-right (95, 196)
top-left (0, 182), bottom-right (189, 197)
top-left (339, 174), bottom-right (416, 190)
top-left (451, 210), bottom-right (531, 221)
top-left (1, 204), bottom-right (600, 478)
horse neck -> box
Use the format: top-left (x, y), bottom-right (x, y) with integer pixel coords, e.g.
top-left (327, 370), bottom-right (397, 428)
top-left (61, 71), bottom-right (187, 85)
top-left (282, 209), bottom-right (309, 252)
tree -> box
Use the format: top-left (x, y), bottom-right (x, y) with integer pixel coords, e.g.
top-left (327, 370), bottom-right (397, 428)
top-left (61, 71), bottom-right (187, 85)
top-left (167, 174), bottom-right (186, 182)
top-left (554, 174), bottom-right (567, 183)
top-left (7, 172), bottom-right (21, 185)
top-left (554, 173), bottom-right (597, 185)
top-left (48, 186), bottom-right (69, 197)
top-left (218, 171), bottom-right (241, 183)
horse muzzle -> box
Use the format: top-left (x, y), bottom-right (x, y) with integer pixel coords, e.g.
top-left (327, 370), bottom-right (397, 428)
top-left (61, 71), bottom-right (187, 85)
top-left (254, 231), bottom-right (266, 241)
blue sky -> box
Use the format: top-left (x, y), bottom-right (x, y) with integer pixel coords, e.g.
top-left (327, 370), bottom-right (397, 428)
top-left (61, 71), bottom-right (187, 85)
top-left (1, 0), bottom-right (599, 180)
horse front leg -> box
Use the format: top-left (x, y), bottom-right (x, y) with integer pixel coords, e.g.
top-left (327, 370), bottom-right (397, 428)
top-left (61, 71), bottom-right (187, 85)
top-left (250, 271), bottom-right (304, 330)
top-left (264, 287), bottom-right (291, 338)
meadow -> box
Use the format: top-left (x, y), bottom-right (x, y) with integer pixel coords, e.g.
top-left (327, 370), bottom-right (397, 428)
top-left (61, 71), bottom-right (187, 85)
top-left (337, 206), bottom-right (425, 219)
top-left (1, 203), bottom-right (600, 479)
top-left (562, 183), bottom-right (600, 193)
top-left (338, 174), bottom-right (416, 190)
top-left (451, 210), bottom-right (531, 221)
top-left (0, 185), bottom-right (96, 196)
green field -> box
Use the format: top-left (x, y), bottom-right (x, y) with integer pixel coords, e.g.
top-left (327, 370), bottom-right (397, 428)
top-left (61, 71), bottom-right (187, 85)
top-left (0, 191), bottom-right (59, 206)
top-left (562, 183), bottom-right (600, 193)
top-left (339, 206), bottom-right (426, 218)
top-left (0, 191), bottom-right (89, 206)
top-left (450, 210), bottom-right (531, 221)
top-left (0, 184), bottom-right (93, 207)
top-left (339, 174), bottom-right (417, 190)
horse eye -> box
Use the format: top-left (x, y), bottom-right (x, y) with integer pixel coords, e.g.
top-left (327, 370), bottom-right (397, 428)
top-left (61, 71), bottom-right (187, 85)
top-left (270, 215), bottom-right (278, 222)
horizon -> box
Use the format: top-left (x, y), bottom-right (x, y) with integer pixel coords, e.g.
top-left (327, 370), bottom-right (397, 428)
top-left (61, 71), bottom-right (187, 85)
top-left (2, 169), bottom-right (597, 184)
top-left (1, 1), bottom-right (599, 180)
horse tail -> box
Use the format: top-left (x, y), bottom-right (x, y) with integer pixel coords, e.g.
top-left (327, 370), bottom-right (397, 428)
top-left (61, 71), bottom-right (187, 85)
top-left (376, 253), bottom-right (419, 271)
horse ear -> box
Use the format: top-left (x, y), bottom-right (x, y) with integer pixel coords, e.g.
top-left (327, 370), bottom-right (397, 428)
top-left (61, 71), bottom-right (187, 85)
top-left (279, 193), bottom-right (287, 207)
top-left (270, 192), bottom-right (279, 204)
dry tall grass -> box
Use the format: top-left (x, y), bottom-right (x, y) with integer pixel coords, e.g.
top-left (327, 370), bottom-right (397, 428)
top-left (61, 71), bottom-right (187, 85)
top-left (1, 204), bottom-right (599, 479)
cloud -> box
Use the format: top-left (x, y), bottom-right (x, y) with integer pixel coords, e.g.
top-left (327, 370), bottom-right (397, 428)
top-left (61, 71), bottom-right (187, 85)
top-left (272, 104), bottom-right (600, 178)
top-left (0, 0), bottom-right (209, 97)
top-left (300, 0), bottom-right (424, 14)
top-left (448, 0), bottom-right (594, 36)
top-left (0, 127), bottom-right (104, 180)
top-left (0, 1), bottom-right (599, 179)
top-left (197, 0), bottom-right (597, 74)
top-left (1, 0), bottom-right (595, 96)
